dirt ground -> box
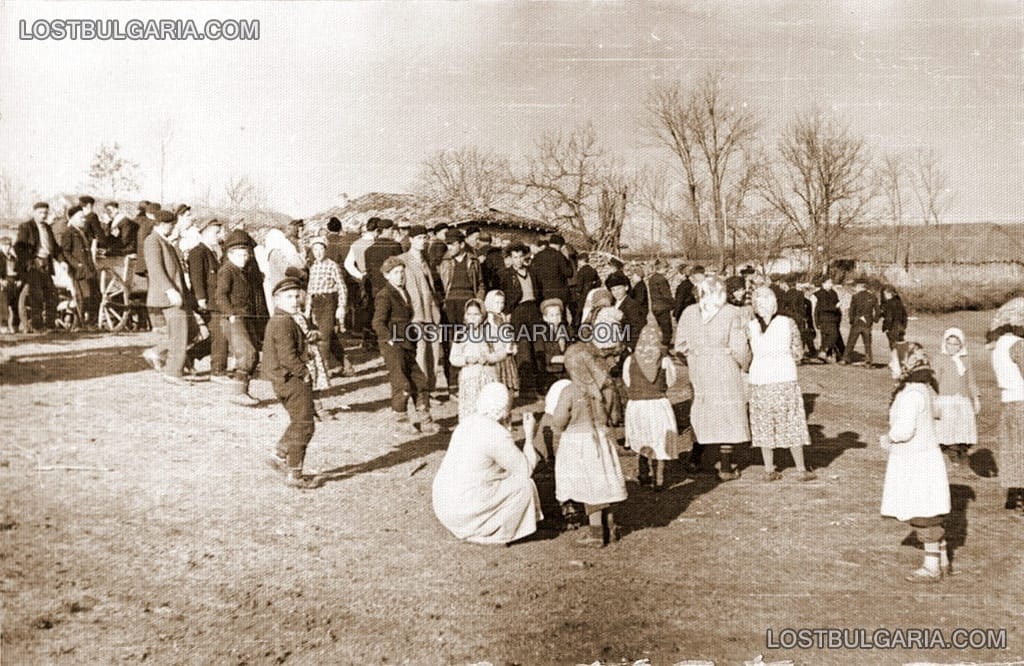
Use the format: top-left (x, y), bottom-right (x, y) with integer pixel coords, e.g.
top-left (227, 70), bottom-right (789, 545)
top-left (2, 310), bottom-right (1023, 666)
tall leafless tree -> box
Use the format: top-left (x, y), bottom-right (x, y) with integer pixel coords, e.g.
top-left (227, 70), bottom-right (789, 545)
top-left (0, 169), bottom-right (29, 221)
top-left (879, 152), bottom-right (908, 264)
top-left (737, 209), bottom-right (789, 276)
top-left (414, 146), bottom-right (513, 212)
top-left (518, 122), bottom-right (631, 252)
top-left (645, 72), bottom-right (761, 268)
top-left (756, 110), bottom-right (877, 278)
top-left (910, 147), bottom-right (951, 225)
top-left (223, 175), bottom-right (266, 211)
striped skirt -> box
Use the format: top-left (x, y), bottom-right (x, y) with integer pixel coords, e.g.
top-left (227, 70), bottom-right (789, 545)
top-left (998, 401), bottom-right (1024, 488)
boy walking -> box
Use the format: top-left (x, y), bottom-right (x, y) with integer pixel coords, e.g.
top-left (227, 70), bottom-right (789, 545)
top-left (215, 230), bottom-right (260, 405)
top-left (263, 276), bottom-right (320, 489)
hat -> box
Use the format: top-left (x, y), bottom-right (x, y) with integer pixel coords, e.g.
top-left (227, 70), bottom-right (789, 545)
top-left (434, 222), bottom-right (449, 232)
top-left (33, 201), bottom-right (49, 210)
top-left (408, 224), bottom-right (427, 238)
top-left (199, 218), bottom-right (222, 232)
top-left (740, 265), bottom-right (755, 276)
top-left (146, 202), bottom-right (162, 214)
top-left (691, 265), bottom-right (705, 274)
top-left (78, 196), bottom-right (95, 206)
top-left (225, 229), bottom-right (253, 250)
top-left (377, 218), bottom-right (394, 229)
top-left (174, 204), bottom-right (191, 217)
top-left (154, 209), bottom-right (177, 224)
top-left (605, 273), bottom-right (630, 290)
top-left (365, 218), bottom-right (380, 232)
top-left (309, 235), bottom-right (327, 248)
top-left (444, 229), bottom-right (465, 243)
top-left (549, 234), bottom-right (565, 246)
top-left (289, 219), bottom-right (304, 227)
top-left (381, 256), bottom-right (406, 274)
top-left (477, 231), bottom-right (492, 243)
top-left (105, 201), bottom-right (119, 209)
top-left (540, 298), bottom-right (564, 313)
top-left (327, 217), bottom-right (342, 233)
top-left (463, 225), bottom-right (481, 237)
top-left (272, 276), bottom-right (303, 296)
top-left (725, 275), bottom-right (746, 294)
top-left (67, 205), bottom-right (83, 219)
top-left (609, 258), bottom-right (624, 270)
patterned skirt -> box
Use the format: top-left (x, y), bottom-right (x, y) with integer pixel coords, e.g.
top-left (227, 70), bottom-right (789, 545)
top-left (998, 401), bottom-right (1024, 488)
top-left (458, 364), bottom-right (500, 422)
top-left (495, 355), bottom-right (520, 396)
top-left (624, 397), bottom-right (681, 460)
top-left (749, 381), bottom-right (811, 449)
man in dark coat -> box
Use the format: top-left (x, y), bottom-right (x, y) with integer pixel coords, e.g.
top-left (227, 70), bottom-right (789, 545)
top-left (134, 202), bottom-right (161, 276)
top-left (78, 196), bottom-right (108, 251)
top-left (15, 201), bottom-right (64, 330)
top-left (606, 272), bottom-right (644, 352)
top-left (628, 263), bottom-right (649, 316)
top-left (188, 219), bottom-right (229, 380)
top-left (324, 216), bottom-right (360, 331)
top-left (814, 277), bottom-right (844, 362)
top-left (530, 234), bottom-right (574, 307)
top-left (879, 286), bottom-right (908, 351)
top-left (572, 252), bottom-right (601, 325)
top-left (477, 232), bottom-right (505, 293)
top-left (843, 280), bottom-right (879, 365)
top-left (776, 279), bottom-right (813, 359)
top-left (497, 242), bottom-right (544, 398)
top-left (646, 259), bottom-right (675, 346)
top-left (426, 223), bottom-right (449, 271)
top-left (105, 201), bottom-right (138, 256)
top-left (143, 209), bottom-right (198, 383)
top-left (60, 205), bottom-right (100, 326)
top-left (362, 219), bottom-right (404, 350)
top-left (673, 265), bottom-right (702, 321)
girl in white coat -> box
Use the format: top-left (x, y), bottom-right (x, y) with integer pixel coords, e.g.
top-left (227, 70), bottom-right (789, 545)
top-left (880, 343), bottom-right (952, 582)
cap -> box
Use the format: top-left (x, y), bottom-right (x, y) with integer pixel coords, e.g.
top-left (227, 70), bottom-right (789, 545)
top-left (604, 273), bottom-right (630, 289)
top-left (381, 256), bottom-right (406, 274)
top-left (146, 202), bottom-right (162, 214)
top-left (224, 229), bottom-right (252, 250)
top-left (199, 218), bottom-right (222, 232)
top-left (549, 234), bottom-right (565, 246)
top-left (365, 218), bottom-right (380, 232)
top-left (433, 222), bottom-right (449, 232)
top-left (78, 196), bottom-right (95, 206)
top-left (309, 235), bottom-right (327, 248)
top-left (272, 276), bottom-right (304, 296)
top-left (33, 201), bottom-right (49, 210)
top-left (444, 229), bottom-right (465, 243)
top-left (67, 205), bottom-right (83, 219)
top-left (408, 224), bottom-right (427, 238)
top-left (154, 210), bottom-right (177, 224)
top-left (463, 225), bottom-right (481, 237)
top-left (327, 217), bottom-right (342, 233)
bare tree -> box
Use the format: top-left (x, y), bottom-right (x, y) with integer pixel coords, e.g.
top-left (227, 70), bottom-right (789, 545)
top-left (910, 147), bottom-right (951, 225)
top-left (414, 146), bottom-right (513, 211)
top-left (158, 120), bottom-right (175, 203)
top-left (635, 165), bottom-right (713, 257)
top-left (223, 175), bottom-right (265, 210)
top-left (879, 152), bottom-right (908, 264)
top-left (87, 143), bottom-right (141, 199)
top-left (737, 210), bottom-right (788, 275)
top-left (0, 169), bottom-right (29, 220)
top-left (518, 122), bottom-right (632, 252)
top-left (645, 72), bottom-right (762, 268)
top-left (756, 110), bottom-right (877, 278)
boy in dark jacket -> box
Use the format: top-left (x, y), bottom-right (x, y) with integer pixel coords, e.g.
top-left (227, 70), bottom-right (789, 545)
top-left (215, 230), bottom-right (260, 405)
top-left (879, 286), bottom-right (908, 350)
top-left (262, 276), bottom-right (319, 489)
top-left (373, 255), bottom-right (440, 437)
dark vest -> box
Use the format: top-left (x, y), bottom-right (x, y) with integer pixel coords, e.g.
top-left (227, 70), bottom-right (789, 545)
top-left (625, 356), bottom-right (667, 401)
top-left (447, 255), bottom-right (474, 300)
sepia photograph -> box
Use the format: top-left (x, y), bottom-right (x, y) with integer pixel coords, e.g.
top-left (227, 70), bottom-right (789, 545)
top-left (1, 2), bottom-right (1022, 664)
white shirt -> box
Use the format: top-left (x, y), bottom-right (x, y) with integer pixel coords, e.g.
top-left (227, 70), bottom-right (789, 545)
top-left (748, 316), bottom-right (799, 385)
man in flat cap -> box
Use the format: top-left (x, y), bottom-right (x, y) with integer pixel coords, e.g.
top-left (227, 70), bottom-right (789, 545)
top-left (497, 241), bottom-right (544, 399)
top-left (437, 227), bottom-right (485, 395)
top-left (399, 224), bottom-right (445, 395)
top-left (344, 217), bottom-right (380, 347)
top-left (14, 201), bottom-right (64, 331)
top-left (215, 230), bottom-right (262, 403)
top-left (529, 233), bottom-right (574, 318)
top-left (476, 231), bottom-right (504, 293)
top-left (189, 218), bottom-right (229, 381)
top-left (78, 196), bottom-right (107, 252)
top-left (606, 271), bottom-right (644, 352)
top-left (144, 209), bottom-right (198, 384)
top-left (134, 202), bottom-right (162, 277)
top-left (362, 218), bottom-right (404, 351)
top-left (61, 205), bottom-right (100, 327)
top-left (426, 223), bottom-right (449, 273)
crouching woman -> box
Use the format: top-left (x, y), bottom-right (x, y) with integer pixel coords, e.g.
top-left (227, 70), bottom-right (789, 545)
top-left (880, 343), bottom-right (953, 582)
top-left (432, 382), bottom-right (543, 545)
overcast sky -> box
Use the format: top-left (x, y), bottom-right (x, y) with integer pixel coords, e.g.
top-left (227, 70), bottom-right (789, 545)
top-left (1, 1), bottom-right (1020, 221)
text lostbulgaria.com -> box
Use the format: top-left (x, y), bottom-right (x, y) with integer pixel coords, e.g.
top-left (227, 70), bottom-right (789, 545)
top-left (18, 19), bottom-right (260, 41)
top-left (766, 627), bottom-right (1008, 651)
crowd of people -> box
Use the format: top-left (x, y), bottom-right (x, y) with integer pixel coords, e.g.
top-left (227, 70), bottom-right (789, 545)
top-left (5, 199), bottom-right (1023, 582)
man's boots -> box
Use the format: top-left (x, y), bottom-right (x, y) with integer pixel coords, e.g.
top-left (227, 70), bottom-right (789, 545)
top-left (229, 379), bottom-right (259, 406)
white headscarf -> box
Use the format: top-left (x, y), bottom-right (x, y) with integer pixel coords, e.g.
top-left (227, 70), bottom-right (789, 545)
top-left (697, 276), bottom-right (727, 323)
top-left (475, 382), bottom-right (510, 421)
top-left (941, 327), bottom-right (968, 376)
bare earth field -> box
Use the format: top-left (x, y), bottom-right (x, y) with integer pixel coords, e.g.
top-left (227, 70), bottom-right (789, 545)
top-left (2, 311), bottom-right (1023, 665)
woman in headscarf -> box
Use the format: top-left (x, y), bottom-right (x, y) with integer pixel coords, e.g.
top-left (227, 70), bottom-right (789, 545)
top-left (748, 287), bottom-right (816, 482)
top-left (673, 276), bottom-right (751, 481)
top-left (986, 298), bottom-right (1024, 512)
top-left (484, 289), bottom-right (519, 399)
top-left (432, 382), bottom-right (542, 545)
top-left (580, 287), bottom-right (613, 328)
top-left (880, 342), bottom-right (952, 582)
top-left (623, 314), bottom-right (680, 490)
top-left (256, 228), bottom-right (307, 310)
top-left (933, 327), bottom-right (980, 467)
top-left (449, 298), bottom-right (506, 422)
top-left (551, 344), bottom-right (628, 547)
